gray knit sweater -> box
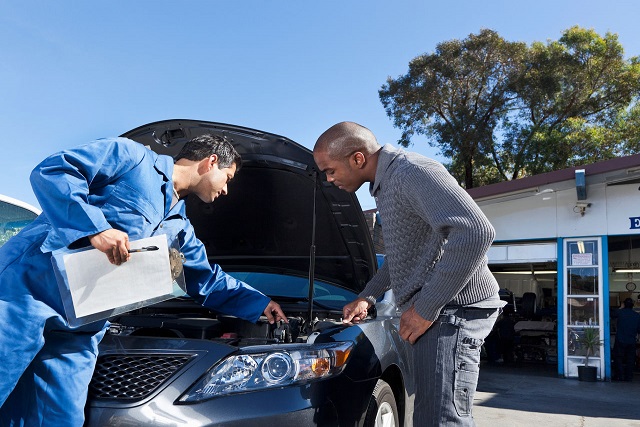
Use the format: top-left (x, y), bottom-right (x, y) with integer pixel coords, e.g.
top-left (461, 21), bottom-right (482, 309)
top-left (359, 144), bottom-right (499, 321)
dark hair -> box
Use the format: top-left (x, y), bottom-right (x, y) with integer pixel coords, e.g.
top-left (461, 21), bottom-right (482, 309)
top-left (624, 298), bottom-right (634, 309)
top-left (175, 134), bottom-right (242, 171)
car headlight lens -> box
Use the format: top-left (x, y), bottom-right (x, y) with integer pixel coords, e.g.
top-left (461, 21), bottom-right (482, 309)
top-left (262, 353), bottom-right (294, 383)
top-left (179, 341), bottom-right (353, 402)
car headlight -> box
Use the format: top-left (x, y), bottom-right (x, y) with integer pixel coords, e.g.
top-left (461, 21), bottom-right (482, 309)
top-left (178, 341), bottom-right (353, 402)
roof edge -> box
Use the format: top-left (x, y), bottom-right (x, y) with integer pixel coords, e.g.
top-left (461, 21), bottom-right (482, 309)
top-left (466, 153), bottom-right (640, 200)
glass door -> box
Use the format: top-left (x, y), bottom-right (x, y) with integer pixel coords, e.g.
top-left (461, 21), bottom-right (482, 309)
top-left (564, 237), bottom-right (605, 378)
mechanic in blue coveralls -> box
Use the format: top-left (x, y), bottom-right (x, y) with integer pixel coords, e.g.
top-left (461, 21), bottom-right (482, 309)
top-left (0, 134), bottom-right (288, 426)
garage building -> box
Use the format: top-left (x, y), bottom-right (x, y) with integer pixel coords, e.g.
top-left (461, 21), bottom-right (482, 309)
top-left (467, 153), bottom-right (640, 380)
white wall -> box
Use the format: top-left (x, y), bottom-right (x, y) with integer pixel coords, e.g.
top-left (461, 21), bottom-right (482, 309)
top-left (478, 180), bottom-right (640, 241)
top-left (605, 183), bottom-right (640, 235)
top-left (556, 185), bottom-right (607, 237)
top-left (480, 193), bottom-right (557, 241)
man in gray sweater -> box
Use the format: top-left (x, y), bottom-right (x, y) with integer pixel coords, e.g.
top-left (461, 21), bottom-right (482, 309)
top-left (313, 121), bottom-right (504, 426)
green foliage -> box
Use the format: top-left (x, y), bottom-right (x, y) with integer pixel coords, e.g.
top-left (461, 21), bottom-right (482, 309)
top-left (380, 26), bottom-right (640, 188)
top-left (578, 327), bottom-right (603, 366)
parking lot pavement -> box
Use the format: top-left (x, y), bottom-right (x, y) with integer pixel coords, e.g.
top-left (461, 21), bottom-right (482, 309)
top-left (473, 363), bottom-right (640, 427)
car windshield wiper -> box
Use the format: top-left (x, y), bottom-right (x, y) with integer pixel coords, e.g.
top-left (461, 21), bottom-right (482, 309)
top-left (270, 295), bottom-right (339, 311)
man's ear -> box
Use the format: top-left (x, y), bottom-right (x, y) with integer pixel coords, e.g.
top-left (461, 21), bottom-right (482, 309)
top-left (198, 154), bottom-right (218, 174)
top-left (206, 154), bottom-right (219, 171)
top-left (352, 152), bottom-right (366, 169)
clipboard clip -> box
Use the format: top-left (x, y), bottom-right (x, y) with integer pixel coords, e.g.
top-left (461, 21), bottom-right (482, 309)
top-left (169, 248), bottom-right (186, 280)
top-left (128, 246), bottom-right (159, 253)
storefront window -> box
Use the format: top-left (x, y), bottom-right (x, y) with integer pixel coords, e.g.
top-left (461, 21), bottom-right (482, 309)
top-left (567, 327), bottom-right (602, 358)
top-left (568, 268), bottom-right (598, 295)
top-left (567, 297), bottom-right (599, 326)
top-left (567, 240), bottom-right (598, 266)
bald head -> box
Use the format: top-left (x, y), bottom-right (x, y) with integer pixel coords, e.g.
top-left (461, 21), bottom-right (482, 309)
top-left (314, 122), bottom-right (381, 159)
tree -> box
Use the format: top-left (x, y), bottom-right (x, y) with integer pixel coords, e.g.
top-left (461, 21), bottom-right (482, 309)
top-left (505, 26), bottom-right (640, 178)
top-left (380, 27), bottom-right (640, 188)
top-left (380, 29), bottom-right (526, 188)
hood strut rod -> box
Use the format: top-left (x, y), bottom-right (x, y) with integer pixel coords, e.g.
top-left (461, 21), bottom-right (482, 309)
top-left (306, 173), bottom-right (318, 333)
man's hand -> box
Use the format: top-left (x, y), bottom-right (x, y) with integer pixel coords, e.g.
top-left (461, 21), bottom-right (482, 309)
top-left (343, 298), bottom-right (371, 324)
top-left (264, 300), bottom-right (288, 324)
top-left (89, 229), bottom-right (130, 265)
top-left (399, 306), bottom-right (433, 344)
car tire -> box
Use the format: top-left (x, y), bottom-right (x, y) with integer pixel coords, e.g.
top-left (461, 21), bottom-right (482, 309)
top-left (363, 379), bottom-right (399, 427)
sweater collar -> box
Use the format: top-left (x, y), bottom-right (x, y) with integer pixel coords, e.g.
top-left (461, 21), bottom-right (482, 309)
top-left (370, 144), bottom-right (403, 197)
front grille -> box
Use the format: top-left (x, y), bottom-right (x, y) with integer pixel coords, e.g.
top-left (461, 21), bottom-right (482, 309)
top-left (89, 354), bottom-right (194, 400)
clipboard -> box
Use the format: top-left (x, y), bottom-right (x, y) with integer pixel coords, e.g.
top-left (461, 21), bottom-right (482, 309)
top-left (52, 234), bottom-right (186, 327)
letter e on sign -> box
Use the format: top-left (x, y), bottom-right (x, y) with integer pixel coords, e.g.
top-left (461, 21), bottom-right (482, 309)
top-left (630, 217), bottom-right (640, 230)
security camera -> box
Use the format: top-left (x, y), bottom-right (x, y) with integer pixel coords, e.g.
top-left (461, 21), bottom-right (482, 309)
top-left (574, 202), bottom-right (592, 216)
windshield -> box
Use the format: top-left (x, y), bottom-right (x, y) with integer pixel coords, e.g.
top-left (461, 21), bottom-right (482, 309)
top-left (229, 271), bottom-right (357, 310)
top-left (0, 200), bottom-right (38, 247)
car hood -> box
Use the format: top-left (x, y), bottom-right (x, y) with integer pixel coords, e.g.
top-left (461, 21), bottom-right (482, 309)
top-left (121, 119), bottom-right (377, 293)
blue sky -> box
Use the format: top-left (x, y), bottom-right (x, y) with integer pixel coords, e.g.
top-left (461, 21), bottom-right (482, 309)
top-left (1, 1), bottom-right (639, 210)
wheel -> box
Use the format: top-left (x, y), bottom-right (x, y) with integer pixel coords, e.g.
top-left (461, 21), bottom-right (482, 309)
top-left (363, 379), bottom-right (399, 427)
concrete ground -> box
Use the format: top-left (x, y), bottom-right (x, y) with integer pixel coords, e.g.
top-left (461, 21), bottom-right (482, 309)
top-left (473, 362), bottom-right (640, 427)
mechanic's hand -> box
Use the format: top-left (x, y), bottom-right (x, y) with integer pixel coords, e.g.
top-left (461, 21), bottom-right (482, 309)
top-left (399, 306), bottom-right (433, 344)
top-left (343, 298), bottom-right (371, 324)
top-left (264, 300), bottom-right (288, 324)
top-left (89, 229), bottom-right (130, 266)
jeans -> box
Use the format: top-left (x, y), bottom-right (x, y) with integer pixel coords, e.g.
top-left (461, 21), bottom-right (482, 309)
top-left (411, 305), bottom-right (500, 427)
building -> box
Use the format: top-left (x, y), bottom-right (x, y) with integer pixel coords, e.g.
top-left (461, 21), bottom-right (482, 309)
top-left (467, 153), bottom-right (640, 380)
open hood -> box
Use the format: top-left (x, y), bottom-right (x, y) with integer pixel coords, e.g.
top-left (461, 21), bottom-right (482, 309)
top-left (121, 119), bottom-right (377, 293)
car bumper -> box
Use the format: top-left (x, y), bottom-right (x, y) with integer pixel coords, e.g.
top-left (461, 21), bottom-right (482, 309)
top-left (85, 327), bottom-right (384, 426)
top-left (86, 384), bottom-right (340, 426)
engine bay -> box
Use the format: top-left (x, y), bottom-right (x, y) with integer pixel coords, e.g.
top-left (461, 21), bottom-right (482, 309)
top-left (106, 297), bottom-right (346, 347)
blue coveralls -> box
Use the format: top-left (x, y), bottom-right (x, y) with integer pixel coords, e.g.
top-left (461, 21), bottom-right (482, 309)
top-left (0, 138), bottom-right (270, 426)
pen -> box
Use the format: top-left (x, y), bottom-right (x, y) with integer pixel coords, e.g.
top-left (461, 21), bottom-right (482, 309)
top-left (128, 246), bottom-right (159, 253)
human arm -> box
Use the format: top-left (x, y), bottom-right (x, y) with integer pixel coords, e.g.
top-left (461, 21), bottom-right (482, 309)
top-left (342, 298), bottom-right (372, 323)
top-left (263, 300), bottom-right (288, 324)
top-left (344, 259), bottom-right (392, 323)
top-left (29, 138), bottom-right (145, 251)
top-left (89, 229), bottom-right (131, 265)
top-left (401, 162), bottom-right (496, 321)
top-left (399, 305), bottom-right (433, 344)
top-left (357, 259), bottom-right (392, 307)
top-left (179, 220), bottom-right (287, 323)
